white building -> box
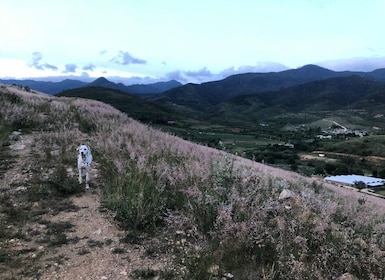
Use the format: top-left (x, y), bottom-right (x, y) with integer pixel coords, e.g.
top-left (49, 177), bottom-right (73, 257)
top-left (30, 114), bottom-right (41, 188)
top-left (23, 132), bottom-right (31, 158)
top-left (324, 174), bottom-right (385, 188)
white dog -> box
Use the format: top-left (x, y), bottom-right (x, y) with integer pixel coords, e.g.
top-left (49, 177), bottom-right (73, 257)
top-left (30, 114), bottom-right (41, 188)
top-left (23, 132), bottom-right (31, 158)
top-left (77, 144), bottom-right (93, 189)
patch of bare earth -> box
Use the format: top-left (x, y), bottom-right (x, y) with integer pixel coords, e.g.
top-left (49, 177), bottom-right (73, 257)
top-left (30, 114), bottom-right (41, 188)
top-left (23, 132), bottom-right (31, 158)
top-left (0, 132), bottom-right (175, 280)
top-left (38, 190), bottom-right (172, 280)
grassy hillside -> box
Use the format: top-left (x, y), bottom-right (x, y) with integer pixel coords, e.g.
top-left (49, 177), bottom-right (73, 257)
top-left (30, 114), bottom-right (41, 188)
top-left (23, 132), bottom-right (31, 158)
top-left (2, 84), bottom-right (385, 279)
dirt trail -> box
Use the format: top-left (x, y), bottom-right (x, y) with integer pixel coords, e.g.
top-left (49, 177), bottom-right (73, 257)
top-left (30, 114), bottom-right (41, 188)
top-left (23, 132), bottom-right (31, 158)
top-left (39, 190), bottom-right (161, 280)
top-left (1, 132), bottom-right (172, 280)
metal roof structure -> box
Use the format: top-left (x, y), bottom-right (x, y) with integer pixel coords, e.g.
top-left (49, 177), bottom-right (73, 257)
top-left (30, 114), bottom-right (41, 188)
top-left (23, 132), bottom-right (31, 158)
top-left (324, 174), bottom-right (385, 187)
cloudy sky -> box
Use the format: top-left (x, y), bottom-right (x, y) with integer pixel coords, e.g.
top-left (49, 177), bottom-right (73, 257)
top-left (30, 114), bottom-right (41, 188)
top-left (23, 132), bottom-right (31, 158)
top-left (1, 0), bottom-right (385, 84)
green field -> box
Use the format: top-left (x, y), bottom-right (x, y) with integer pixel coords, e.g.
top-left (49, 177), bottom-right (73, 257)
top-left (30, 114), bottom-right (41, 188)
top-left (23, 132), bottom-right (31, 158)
top-left (154, 116), bottom-right (385, 178)
top-left (374, 189), bottom-right (385, 196)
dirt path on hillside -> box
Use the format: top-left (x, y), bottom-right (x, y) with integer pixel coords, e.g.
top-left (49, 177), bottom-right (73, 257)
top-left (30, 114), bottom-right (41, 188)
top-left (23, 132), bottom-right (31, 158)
top-left (39, 190), bottom-right (170, 280)
top-left (0, 132), bottom-right (173, 280)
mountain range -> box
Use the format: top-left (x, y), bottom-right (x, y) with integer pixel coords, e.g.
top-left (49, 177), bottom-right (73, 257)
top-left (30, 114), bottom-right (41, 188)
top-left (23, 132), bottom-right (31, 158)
top-left (0, 77), bottom-right (182, 95)
top-left (52, 64), bottom-right (385, 130)
top-left (146, 65), bottom-right (385, 112)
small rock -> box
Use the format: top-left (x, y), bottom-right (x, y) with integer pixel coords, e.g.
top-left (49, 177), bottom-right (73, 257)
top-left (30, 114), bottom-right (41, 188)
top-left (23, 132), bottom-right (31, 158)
top-left (224, 272), bottom-right (234, 279)
top-left (208, 264), bottom-right (219, 276)
top-left (354, 237), bottom-right (368, 250)
top-left (15, 186), bottom-right (27, 192)
top-left (66, 167), bottom-right (75, 176)
top-left (11, 131), bottom-right (22, 137)
top-left (10, 143), bottom-right (26, 150)
top-left (279, 189), bottom-right (294, 200)
top-left (337, 272), bottom-right (356, 280)
top-left (120, 270), bottom-right (128, 275)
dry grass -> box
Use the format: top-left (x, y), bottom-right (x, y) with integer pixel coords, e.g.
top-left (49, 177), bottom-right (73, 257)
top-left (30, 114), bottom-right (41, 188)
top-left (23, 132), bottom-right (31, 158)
top-left (1, 84), bottom-right (385, 279)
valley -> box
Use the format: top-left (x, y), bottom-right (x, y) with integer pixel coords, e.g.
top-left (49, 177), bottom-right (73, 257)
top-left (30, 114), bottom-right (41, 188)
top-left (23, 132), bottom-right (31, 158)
top-left (154, 112), bottom-right (385, 179)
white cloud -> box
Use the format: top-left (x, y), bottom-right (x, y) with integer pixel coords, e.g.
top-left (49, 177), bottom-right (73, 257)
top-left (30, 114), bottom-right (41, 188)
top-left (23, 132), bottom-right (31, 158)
top-left (110, 51), bottom-right (146, 65)
top-left (63, 64), bottom-right (77, 73)
top-left (83, 63), bottom-right (96, 71)
top-left (28, 52), bottom-right (58, 71)
top-left (317, 57), bottom-right (385, 72)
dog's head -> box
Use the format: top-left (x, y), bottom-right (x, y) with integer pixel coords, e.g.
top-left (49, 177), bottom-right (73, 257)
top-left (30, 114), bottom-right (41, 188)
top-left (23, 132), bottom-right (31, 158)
top-left (77, 144), bottom-right (90, 160)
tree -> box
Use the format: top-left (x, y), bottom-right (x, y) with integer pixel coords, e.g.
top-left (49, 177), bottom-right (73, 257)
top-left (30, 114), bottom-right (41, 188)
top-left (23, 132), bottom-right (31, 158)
top-left (354, 181), bottom-right (366, 191)
top-left (378, 168), bottom-right (385, 178)
top-left (341, 156), bottom-right (357, 174)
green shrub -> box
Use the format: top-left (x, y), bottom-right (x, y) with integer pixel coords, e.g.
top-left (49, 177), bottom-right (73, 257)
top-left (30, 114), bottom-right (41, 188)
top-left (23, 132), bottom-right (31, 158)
top-left (103, 165), bottom-right (165, 231)
top-left (0, 249), bottom-right (10, 263)
top-left (48, 164), bottom-right (83, 195)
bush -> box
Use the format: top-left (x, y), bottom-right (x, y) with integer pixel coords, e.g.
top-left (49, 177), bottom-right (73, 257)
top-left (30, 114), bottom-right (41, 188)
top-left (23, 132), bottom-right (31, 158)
top-left (48, 164), bottom-right (83, 196)
top-left (102, 160), bottom-right (166, 231)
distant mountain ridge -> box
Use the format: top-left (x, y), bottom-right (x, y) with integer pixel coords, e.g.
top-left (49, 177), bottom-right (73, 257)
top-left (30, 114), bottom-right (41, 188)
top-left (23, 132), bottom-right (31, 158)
top-left (57, 67), bottom-right (385, 131)
top-left (0, 79), bottom-right (87, 94)
top-left (209, 75), bottom-right (385, 125)
top-left (148, 65), bottom-right (385, 111)
top-left (87, 77), bottom-right (182, 94)
top-left (0, 77), bottom-right (182, 95)
top-left (2, 65), bottom-right (385, 97)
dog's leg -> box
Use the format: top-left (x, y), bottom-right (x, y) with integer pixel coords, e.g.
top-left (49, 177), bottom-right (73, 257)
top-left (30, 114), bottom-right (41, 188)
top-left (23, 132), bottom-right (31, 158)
top-left (78, 168), bottom-right (83, 185)
top-left (85, 168), bottom-right (90, 189)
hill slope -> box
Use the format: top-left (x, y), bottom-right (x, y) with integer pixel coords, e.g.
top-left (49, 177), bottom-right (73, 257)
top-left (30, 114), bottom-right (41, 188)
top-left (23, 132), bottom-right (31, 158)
top-left (57, 86), bottom-right (181, 123)
top-left (211, 75), bottom-right (385, 126)
top-left (2, 84), bottom-right (385, 279)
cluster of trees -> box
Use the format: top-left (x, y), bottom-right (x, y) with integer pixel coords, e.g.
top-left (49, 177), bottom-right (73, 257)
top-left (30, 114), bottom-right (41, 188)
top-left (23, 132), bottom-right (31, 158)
top-left (11, 84), bottom-right (30, 92)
